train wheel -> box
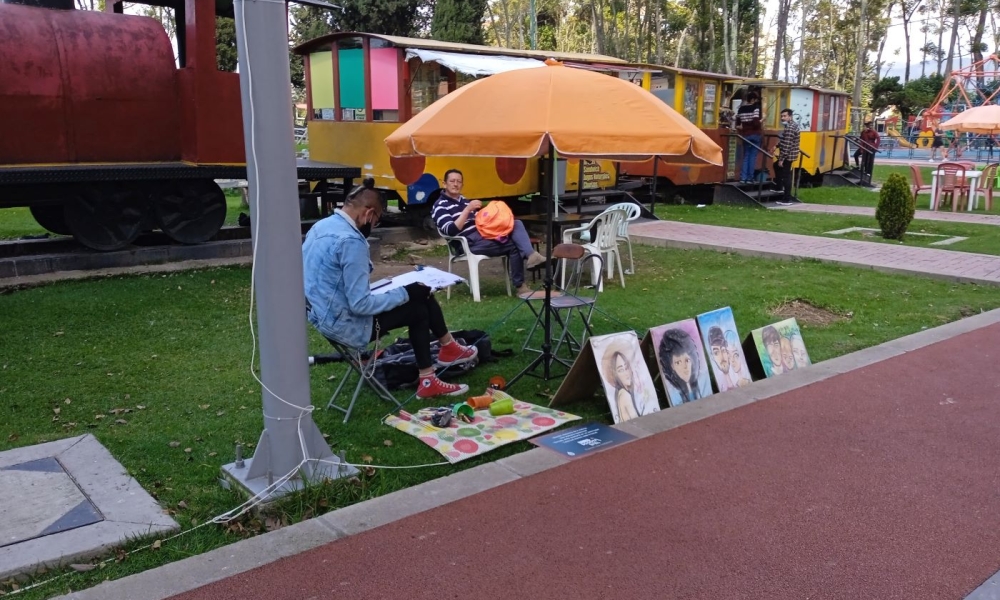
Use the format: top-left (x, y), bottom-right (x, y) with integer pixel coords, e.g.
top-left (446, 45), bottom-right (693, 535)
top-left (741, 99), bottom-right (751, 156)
top-left (152, 180), bottom-right (227, 244)
top-left (29, 204), bottom-right (72, 235)
top-left (64, 184), bottom-right (146, 251)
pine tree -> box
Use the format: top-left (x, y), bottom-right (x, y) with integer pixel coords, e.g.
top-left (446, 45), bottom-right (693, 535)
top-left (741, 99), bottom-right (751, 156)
top-left (430, 0), bottom-right (487, 44)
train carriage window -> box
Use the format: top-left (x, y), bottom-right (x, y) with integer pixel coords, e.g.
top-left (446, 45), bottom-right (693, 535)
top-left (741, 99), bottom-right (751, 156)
top-left (411, 62), bottom-right (445, 115)
top-left (702, 82), bottom-right (717, 127)
top-left (683, 79), bottom-right (700, 124)
top-left (650, 74), bottom-right (675, 108)
top-left (338, 37), bottom-right (365, 121)
top-left (371, 44), bottom-right (400, 122)
top-left (309, 51), bottom-right (335, 120)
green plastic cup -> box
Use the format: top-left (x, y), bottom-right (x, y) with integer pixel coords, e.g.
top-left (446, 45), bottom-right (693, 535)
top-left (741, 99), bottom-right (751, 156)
top-left (489, 398), bottom-right (514, 416)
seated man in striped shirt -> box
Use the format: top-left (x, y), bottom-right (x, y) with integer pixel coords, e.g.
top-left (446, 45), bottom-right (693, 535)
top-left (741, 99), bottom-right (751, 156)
top-left (432, 169), bottom-right (547, 297)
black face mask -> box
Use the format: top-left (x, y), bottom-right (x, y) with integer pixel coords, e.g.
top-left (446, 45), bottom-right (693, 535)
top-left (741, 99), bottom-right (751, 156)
top-left (359, 222), bottom-right (372, 239)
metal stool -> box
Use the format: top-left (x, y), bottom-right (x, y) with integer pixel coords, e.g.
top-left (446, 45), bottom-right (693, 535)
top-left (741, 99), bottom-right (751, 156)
top-left (323, 338), bottom-right (402, 423)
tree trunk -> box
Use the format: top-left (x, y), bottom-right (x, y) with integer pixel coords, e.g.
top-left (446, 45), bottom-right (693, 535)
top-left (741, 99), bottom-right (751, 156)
top-left (675, 24), bottom-right (688, 67)
top-left (722, 0), bottom-right (731, 74)
top-left (944, 0), bottom-right (959, 76)
top-left (772, 0), bottom-right (790, 79)
top-left (902, 8), bottom-right (911, 83)
top-left (972, 2), bottom-right (987, 85)
top-left (656, 2), bottom-right (663, 64)
top-left (797, 0), bottom-right (806, 84)
top-left (852, 0), bottom-right (868, 110)
top-left (750, 7), bottom-right (760, 75)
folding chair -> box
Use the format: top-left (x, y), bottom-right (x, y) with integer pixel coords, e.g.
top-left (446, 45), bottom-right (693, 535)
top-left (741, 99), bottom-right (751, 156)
top-left (520, 244), bottom-right (604, 360)
top-left (322, 337), bottom-right (402, 424)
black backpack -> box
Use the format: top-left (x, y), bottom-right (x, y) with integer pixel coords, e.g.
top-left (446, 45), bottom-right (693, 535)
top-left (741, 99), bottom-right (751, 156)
top-left (372, 329), bottom-right (504, 390)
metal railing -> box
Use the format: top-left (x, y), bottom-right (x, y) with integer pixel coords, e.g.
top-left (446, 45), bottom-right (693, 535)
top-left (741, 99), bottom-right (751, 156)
top-left (839, 134), bottom-right (880, 186)
top-left (723, 133), bottom-right (776, 202)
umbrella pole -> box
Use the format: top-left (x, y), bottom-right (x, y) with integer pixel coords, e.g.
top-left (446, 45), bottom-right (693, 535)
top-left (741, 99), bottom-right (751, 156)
top-left (543, 147), bottom-right (556, 380)
top-left (506, 147), bottom-right (560, 390)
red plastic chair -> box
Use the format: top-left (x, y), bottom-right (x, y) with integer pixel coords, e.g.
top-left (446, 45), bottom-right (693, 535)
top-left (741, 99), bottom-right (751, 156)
top-left (909, 165), bottom-right (931, 201)
top-left (934, 162), bottom-right (970, 211)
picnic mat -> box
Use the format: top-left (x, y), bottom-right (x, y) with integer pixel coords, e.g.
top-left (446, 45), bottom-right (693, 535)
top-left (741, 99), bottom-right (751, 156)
top-left (384, 397), bottom-right (580, 463)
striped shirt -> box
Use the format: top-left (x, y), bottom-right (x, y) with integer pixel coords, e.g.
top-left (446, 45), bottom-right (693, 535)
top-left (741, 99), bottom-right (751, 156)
top-left (432, 193), bottom-right (476, 237)
top-left (777, 120), bottom-right (801, 163)
top-left (736, 102), bottom-right (762, 133)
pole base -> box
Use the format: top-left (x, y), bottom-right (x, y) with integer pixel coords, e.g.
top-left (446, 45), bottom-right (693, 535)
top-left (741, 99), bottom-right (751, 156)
top-left (220, 455), bottom-right (358, 505)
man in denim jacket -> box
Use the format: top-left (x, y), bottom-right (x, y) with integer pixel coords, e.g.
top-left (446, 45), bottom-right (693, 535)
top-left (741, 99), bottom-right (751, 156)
top-left (303, 183), bottom-right (478, 398)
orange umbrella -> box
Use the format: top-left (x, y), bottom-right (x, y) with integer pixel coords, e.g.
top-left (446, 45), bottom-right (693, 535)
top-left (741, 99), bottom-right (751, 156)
top-left (384, 59), bottom-right (722, 165)
top-left (938, 104), bottom-right (1000, 134)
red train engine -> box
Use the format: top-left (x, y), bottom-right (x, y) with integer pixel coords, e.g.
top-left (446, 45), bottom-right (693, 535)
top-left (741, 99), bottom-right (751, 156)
top-left (0, 0), bottom-right (357, 250)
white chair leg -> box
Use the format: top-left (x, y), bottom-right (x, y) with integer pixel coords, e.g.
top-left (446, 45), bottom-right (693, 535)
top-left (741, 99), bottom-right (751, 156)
top-left (625, 238), bottom-right (634, 275)
top-left (614, 248), bottom-right (625, 287)
top-left (446, 257), bottom-right (454, 300)
top-left (468, 256), bottom-right (482, 302)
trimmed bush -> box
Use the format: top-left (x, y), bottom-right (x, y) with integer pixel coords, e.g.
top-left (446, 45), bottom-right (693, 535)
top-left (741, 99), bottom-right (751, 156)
top-left (876, 172), bottom-right (916, 240)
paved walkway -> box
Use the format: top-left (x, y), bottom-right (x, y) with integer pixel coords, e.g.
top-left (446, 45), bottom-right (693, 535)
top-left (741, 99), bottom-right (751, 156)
top-left (778, 203), bottom-right (1000, 226)
top-left (629, 220), bottom-right (1000, 285)
top-left (144, 317), bottom-right (1000, 600)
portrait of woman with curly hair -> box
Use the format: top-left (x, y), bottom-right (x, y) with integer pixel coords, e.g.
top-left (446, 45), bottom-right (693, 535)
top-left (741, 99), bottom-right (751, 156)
top-left (651, 320), bottom-right (714, 406)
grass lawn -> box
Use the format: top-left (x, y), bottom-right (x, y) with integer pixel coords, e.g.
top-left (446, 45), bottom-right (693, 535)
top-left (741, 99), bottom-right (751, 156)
top-left (656, 192), bottom-right (1000, 256)
top-left (0, 191), bottom-right (249, 241)
top-left (4, 244), bottom-right (1000, 597)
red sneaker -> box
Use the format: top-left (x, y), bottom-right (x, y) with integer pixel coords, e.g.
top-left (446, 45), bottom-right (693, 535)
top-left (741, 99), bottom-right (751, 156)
top-left (416, 375), bottom-right (469, 399)
top-left (436, 341), bottom-right (478, 367)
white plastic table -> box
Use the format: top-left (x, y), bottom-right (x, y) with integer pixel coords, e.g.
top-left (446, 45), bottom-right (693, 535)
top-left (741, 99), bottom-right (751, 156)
top-left (929, 169), bottom-right (981, 211)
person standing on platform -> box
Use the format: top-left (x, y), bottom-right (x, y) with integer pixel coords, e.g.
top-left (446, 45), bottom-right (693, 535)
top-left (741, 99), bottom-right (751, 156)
top-left (735, 92), bottom-right (763, 183)
top-left (855, 121), bottom-right (880, 176)
top-left (774, 108), bottom-right (801, 202)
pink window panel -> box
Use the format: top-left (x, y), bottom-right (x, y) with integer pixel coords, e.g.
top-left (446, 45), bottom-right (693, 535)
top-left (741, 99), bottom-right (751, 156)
top-left (371, 48), bottom-right (399, 110)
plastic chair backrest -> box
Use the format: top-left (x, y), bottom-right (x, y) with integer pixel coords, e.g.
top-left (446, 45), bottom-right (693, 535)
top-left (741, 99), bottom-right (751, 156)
top-left (593, 209), bottom-right (627, 251)
top-left (937, 162), bottom-right (967, 189)
top-left (980, 163), bottom-right (998, 190)
top-left (604, 202), bottom-right (642, 236)
top-left (958, 160), bottom-right (977, 170)
top-left (909, 164), bottom-right (925, 188)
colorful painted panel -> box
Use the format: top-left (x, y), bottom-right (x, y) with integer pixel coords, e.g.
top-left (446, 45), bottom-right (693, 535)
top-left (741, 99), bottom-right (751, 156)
top-left (590, 332), bottom-right (661, 423)
top-left (751, 318), bottom-right (810, 378)
top-left (683, 79), bottom-right (699, 124)
top-left (338, 47), bottom-right (365, 109)
top-left (649, 319), bottom-right (714, 407)
top-left (384, 396), bottom-right (579, 464)
top-left (308, 51), bottom-right (334, 112)
top-left (370, 47), bottom-right (399, 110)
top-left (696, 307), bottom-right (752, 393)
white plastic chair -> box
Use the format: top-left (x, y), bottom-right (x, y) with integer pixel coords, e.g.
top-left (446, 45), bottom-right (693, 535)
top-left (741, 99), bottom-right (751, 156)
top-left (605, 202), bottom-right (642, 274)
top-left (441, 234), bottom-right (511, 302)
top-left (561, 208), bottom-right (627, 291)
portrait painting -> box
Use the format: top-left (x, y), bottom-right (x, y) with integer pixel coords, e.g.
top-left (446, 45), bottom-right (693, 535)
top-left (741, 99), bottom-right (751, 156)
top-left (649, 319), bottom-right (714, 407)
top-left (751, 318), bottom-right (810, 378)
top-left (696, 307), bottom-right (752, 393)
top-left (590, 332), bottom-right (661, 424)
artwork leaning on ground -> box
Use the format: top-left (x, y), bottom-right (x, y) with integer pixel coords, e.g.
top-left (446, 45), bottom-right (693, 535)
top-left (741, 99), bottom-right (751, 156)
top-left (749, 318), bottom-right (811, 378)
top-left (590, 331), bottom-right (662, 423)
top-left (649, 320), bottom-right (714, 407)
top-left (696, 306), bottom-right (752, 392)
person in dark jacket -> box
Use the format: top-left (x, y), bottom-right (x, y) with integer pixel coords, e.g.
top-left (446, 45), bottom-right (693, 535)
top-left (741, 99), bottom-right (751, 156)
top-left (735, 91), bottom-right (763, 183)
top-left (855, 121), bottom-right (880, 175)
top-left (774, 109), bottom-right (801, 202)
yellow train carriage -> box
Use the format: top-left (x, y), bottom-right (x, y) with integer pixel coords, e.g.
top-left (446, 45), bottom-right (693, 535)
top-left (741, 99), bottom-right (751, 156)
top-left (731, 81), bottom-right (851, 180)
top-left (618, 65), bottom-right (742, 186)
top-left (293, 33), bottom-right (641, 218)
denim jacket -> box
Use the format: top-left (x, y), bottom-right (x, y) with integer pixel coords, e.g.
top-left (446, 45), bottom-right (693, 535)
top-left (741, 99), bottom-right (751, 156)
top-left (303, 210), bottom-right (408, 348)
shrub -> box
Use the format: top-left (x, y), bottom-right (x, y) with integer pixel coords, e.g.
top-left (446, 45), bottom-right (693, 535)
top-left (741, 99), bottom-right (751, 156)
top-left (876, 172), bottom-right (915, 240)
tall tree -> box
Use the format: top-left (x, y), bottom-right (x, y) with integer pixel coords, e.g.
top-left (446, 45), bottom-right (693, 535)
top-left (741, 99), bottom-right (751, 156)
top-left (898, 0), bottom-right (922, 83)
top-left (944, 0), bottom-right (960, 75)
top-left (216, 17), bottom-right (238, 72)
top-left (431, 0), bottom-right (488, 43)
top-left (772, 0), bottom-right (792, 79)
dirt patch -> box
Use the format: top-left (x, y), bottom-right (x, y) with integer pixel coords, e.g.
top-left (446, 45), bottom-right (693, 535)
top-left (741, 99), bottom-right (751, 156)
top-left (769, 299), bottom-right (849, 327)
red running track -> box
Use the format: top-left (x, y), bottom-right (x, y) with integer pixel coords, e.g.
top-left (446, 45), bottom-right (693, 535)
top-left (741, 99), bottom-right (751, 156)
top-left (171, 323), bottom-right (1000, 600)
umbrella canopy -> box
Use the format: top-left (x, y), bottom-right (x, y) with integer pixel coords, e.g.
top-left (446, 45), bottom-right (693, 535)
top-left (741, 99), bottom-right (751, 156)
top-left (938, 104), bottom-right (1000, 134)
top-left (385, 59), bottom-right (722, 165)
